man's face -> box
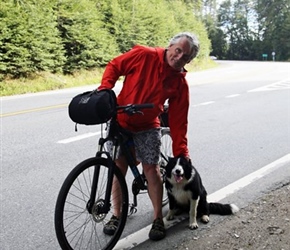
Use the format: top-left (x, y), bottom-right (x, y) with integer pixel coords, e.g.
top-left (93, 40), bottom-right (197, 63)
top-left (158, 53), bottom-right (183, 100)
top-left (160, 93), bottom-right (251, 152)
top-left (166, 37), bottom-right (192, 70)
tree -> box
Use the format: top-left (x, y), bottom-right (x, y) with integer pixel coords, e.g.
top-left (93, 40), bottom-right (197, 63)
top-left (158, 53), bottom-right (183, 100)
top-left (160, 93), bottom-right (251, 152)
top-left (218, 0), bottom-right (260, 60)
top-left (55, 0), bottom-right (119, 73)
top-left (256, 0), bottom-right (290, 60)
top-left (209, 0), bottom-right (290, 61)
top-left (97, 0), bottom-right (181, 52)
top-left (97, 0), bottom-right (210, 59)
top-left (0, 0), bottom-right (65, 78)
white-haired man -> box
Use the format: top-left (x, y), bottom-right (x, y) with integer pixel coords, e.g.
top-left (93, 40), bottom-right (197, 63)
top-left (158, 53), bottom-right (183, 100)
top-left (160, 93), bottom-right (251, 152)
top-left (98, 32), bottom-right (199, 241)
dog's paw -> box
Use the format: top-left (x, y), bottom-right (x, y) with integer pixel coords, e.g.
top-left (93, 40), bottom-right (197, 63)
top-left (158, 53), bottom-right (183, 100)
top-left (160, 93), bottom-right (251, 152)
top-left (189, 222), bottom-right (198, 230)
top-left (166, 214), bottom-right (175, 221)
top-left (166, 210), bottom-right (175, 221)
top-left (201, 215), bottom-right (209, 223)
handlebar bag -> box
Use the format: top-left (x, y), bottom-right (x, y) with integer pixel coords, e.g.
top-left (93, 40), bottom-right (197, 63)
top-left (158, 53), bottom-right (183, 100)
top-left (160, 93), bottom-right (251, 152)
top-left (68, 89), bottom-right (117, 125)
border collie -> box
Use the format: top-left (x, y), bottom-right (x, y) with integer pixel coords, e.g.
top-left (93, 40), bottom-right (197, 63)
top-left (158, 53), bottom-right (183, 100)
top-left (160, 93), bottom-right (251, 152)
top-left (165, 157), bottom-right (239, 229)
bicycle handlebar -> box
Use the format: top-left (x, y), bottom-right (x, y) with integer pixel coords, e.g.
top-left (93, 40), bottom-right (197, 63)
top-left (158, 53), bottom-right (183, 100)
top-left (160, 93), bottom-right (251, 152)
top-left (117, 103), bottom-right (154, 116)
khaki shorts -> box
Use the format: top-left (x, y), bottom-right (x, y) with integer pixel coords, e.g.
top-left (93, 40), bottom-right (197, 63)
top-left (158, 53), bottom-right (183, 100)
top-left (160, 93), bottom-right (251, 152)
top-left (105, 128), bottom-right (161, 165)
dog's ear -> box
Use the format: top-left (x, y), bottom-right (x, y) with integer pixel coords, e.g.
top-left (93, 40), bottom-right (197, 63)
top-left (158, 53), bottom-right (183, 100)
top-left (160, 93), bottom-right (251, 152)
top-left (177, 155), bottom-right (188, 161)
top-left (179, 156), bottom-right (192, 165)
top-left (165, 157), bottom-right (174, 168)
top-left (178, 155), bottom-right (188, 164)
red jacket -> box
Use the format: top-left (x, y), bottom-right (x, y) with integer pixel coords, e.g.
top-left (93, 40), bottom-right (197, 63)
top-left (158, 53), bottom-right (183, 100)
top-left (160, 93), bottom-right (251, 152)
top-left (98, 45), bottom-right (189, 158)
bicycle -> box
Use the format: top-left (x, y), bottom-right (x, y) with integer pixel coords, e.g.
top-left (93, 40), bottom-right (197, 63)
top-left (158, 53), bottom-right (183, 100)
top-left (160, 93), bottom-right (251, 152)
top-left (54, 102), bottom-right (172, 250)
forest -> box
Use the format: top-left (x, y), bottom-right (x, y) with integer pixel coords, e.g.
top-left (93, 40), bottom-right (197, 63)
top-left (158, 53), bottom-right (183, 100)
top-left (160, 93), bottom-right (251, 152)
top-left (0, 0), bottom-right (289, 81)
top-left (205, 0), bottom-right (290, 61)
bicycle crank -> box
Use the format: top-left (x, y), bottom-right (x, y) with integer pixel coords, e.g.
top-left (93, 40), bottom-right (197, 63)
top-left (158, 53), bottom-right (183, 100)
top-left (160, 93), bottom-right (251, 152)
top-left (128, 204), bottom-right (137, 216)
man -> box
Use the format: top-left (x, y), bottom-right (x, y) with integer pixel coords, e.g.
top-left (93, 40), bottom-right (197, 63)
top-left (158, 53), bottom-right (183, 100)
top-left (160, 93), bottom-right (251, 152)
top-left (98, 32), bottom-right (199, 241)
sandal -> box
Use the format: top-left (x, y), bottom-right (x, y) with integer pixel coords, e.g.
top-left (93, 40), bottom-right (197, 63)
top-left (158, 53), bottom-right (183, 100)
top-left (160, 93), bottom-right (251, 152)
top-left (149, 218), bottom-right (166, 241)
top-left (103, 215), bottom-right (119, 235)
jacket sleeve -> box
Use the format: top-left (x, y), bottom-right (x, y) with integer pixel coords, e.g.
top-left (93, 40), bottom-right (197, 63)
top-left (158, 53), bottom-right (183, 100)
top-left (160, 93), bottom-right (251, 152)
top-left (168, 81), bottom-right (190, 158)
top-left (98, 46), bottom-right (146, 90)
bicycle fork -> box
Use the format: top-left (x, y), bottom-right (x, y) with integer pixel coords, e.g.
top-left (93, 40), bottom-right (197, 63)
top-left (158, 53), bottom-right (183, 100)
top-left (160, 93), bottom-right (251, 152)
top-left (87, 152), bottom-right (115, 217)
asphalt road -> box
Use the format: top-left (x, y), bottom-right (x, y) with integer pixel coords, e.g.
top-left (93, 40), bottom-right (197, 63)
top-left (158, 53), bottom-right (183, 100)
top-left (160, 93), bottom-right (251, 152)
top-left (1, 60), bottom-right (290, 250)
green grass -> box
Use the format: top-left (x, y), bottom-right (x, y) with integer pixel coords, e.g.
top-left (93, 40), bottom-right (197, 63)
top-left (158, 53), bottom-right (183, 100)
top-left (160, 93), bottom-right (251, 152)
top-left (0, 59), bottom-right (217, 96)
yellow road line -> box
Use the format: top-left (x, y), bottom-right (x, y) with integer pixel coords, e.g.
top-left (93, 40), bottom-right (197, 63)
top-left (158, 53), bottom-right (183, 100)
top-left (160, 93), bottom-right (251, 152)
top-left (0, 103), bottom-right (67, 117)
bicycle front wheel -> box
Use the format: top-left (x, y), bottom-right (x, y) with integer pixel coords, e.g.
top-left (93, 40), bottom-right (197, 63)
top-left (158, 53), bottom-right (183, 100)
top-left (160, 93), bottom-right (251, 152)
top-left (55, 157), bottom-right (128, 250)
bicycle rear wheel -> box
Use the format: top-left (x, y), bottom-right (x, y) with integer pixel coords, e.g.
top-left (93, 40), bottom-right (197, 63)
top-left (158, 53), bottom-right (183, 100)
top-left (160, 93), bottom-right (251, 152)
top-left (160, 128), bottom-right (173, 206)
top-left (55, 157), bottom-right (128, 250)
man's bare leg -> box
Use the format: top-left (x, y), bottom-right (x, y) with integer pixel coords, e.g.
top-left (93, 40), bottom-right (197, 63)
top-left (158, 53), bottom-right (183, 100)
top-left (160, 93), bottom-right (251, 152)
top-left (143, 164), bottom-right (163, 219)
top-left (111, 156), bottom-right (128, 217)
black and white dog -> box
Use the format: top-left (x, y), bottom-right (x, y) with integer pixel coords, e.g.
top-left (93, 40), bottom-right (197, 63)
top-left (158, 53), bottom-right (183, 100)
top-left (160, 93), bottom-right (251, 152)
top-left (165, 157), bottom-right (239, 229)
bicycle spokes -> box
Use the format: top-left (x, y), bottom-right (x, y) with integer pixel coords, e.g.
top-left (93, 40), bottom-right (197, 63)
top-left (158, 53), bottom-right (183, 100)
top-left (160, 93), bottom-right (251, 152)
top-left (55, 158), bottom-right (128, 250)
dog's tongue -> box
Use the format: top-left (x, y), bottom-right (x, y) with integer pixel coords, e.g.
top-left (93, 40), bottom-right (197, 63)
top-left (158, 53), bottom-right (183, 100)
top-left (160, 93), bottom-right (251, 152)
top-left (174, 175), bottom-right (183, 183)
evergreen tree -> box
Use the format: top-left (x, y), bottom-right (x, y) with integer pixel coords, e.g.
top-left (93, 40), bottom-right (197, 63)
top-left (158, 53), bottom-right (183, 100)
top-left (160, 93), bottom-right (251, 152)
top-left (97, 0), bottom-right (210, 58)
top-left (0, 0), bottom-right (65, 78)
top-left (55, 0), bottom-right (119, 73)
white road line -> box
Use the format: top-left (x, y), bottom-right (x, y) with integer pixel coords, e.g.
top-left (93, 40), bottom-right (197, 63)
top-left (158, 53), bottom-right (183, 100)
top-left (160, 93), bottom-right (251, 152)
top-left (57, 131), bottom-right (102, 144)
top-left (226, 94), bottom-right (240, 98)
top-left (208, 153), bottom-right (290, 202)
top-left (114, 153), bottom-right (290, 250)
top-left (248, 79), bottom-right (290, 92)
top-left (193, 101), bottom-right (215, 107)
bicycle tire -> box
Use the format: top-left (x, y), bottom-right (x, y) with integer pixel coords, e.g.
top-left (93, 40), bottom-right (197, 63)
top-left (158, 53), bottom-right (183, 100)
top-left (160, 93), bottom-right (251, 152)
top-left (160, 128), bottom-right (172, 206)
top-left (54, 157), bottom-right (128, 250)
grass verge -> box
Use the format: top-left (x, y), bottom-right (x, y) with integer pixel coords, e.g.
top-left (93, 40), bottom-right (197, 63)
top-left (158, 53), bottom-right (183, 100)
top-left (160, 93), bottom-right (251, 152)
top-left (0, 59), bottom-right (217, 96)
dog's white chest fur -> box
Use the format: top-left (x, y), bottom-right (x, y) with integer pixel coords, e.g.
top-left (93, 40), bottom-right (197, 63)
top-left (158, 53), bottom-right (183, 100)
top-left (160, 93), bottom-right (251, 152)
top-left (170, 185), bottom-right (191, 205)
top-left (167, 159), bottom-right (195, 205)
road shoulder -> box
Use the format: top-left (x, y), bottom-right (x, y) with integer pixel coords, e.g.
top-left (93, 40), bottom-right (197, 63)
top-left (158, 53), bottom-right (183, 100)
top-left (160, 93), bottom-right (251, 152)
top-left (176, 181), bottom-right (290, 250)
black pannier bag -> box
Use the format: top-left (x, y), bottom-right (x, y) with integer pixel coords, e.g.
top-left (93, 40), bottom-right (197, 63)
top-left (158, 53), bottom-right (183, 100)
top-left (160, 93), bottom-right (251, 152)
top-left (68, 89), bottom-right (117, 125)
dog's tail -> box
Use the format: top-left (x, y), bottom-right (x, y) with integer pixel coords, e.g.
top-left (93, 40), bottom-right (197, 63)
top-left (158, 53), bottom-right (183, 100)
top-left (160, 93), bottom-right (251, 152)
top-left (209, 203), bottom-right (239, 215)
